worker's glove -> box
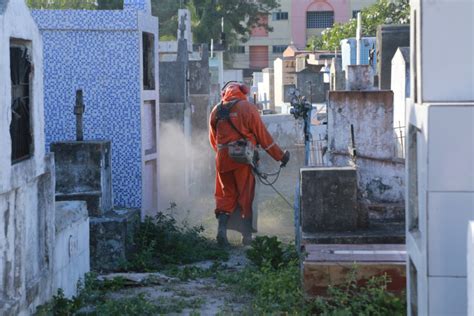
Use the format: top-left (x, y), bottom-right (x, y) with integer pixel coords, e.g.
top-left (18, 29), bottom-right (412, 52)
top-left (280, 150), bottom-right (290, 168)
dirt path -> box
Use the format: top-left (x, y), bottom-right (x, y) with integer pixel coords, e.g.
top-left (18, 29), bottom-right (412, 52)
top-left (95, 194), bottom-right (295, 315)
top-left (101, 248), bottom-right (251, 315)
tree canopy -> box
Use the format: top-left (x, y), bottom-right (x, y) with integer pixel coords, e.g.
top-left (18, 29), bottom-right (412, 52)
top-left (152, 0), bottom-right (279, 44)
top-left (309, 0), bottom-right (410, 51)
top-left (28, 0), bottom-right (280, 47)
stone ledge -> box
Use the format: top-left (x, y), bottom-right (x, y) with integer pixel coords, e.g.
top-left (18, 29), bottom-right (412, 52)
top-left (55, 201), bottom-right (88, 233)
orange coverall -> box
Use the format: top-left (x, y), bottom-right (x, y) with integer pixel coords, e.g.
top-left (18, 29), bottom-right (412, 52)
top-left (209, 84), bottom-right (285, 219)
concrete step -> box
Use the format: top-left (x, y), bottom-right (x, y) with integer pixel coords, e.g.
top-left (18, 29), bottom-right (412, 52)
top-left (56, 191), bottom-right (105, 217)
top-left (302, 243), bottom-right (406, 296)
top-left (89, 208), bottom-right (140, 273)
top-left (301, 220), bottom-right (405, 245)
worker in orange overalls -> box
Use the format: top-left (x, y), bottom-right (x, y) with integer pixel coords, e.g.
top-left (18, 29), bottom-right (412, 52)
top-left (209, 82), bottom-right (290, 246)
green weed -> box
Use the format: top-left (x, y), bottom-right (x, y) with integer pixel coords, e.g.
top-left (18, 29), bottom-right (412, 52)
top-left (220, 236), bottom-right (406, 315)
top-left (124, 206), bottom-right (229, 271)
top-left (165, 262), bottom-right (225, 281)
top-left (246, 235), bottom-right (299, 269)
top-left (313, 269), bottom-right (406, 316)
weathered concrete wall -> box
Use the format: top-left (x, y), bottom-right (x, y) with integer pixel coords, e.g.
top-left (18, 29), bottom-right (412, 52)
top-left (189, 45), bottom-right (210, 133)
top-left (330, 57), bottom-right (345, 91)
top-left (51, 141), bottom-right (113, 216)
top-left (300, 167), bottom-right (359, 232)
top-left (160, 60), bottom-right (186, 103)
top-left (262, 114), bottom-right (304, 149)
top-left (259, 114), bottom-right (305, 206)
top-left (54, 201), bottom-right (90, 298)
top-left (346, 65), bottom-right (374, 91)
top-left (0, 157), bottom-right (57, 315)
top-left (89, 208), bottom-right (140, 272)
top-left (0, 1), bottom-right (57, 313)
top-left (327, 91), bottom-right (405, 203)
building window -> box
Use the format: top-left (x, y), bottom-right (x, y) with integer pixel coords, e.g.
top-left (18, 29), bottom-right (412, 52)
top-left (272, 11), bottom-right (288, 20)
top-left (10, 39), bottom-right (33, 164)
top-left (142, 32), bottom-right (155, 90)
top-left (352, 10), bottom-right (361, 18)
top-left (306, 11), bottom-right (334, 28)
top-left (230, 46), bottom-right (246, 54)
top-left (272, 45), bottom-right (287, 54)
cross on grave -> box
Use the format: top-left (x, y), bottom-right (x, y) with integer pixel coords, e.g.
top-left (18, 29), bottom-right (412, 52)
top-left (74, 89), bottom-right (85, 141)
top-left (179, 13), bottom-right (187, 40)
top-left (261, 93), bottom-right (270, 109)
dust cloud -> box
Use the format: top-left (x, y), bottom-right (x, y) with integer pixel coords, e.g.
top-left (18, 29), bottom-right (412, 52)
top-left (157, 120), bottom-right (298, 242)
top-left (158, 121), bottom-right (215, 221)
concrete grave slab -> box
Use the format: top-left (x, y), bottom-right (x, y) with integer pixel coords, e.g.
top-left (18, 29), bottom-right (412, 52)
top-left (300, 167), bottom-right (358, 233)
top-left (303, 244), bottom-right (406, 296)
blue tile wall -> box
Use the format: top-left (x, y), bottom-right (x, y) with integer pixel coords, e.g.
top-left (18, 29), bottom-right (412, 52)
top-left (124, 0), bottom-right (148, 11)
top-left (34, 10), bottom-right (144, 208)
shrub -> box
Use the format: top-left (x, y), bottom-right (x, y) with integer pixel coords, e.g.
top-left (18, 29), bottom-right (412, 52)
top-left (125, 208), bottom-right (229, 271)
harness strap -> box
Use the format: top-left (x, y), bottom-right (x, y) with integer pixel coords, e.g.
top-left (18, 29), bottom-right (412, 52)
top-left (215, 99), bottom-right (247, 142)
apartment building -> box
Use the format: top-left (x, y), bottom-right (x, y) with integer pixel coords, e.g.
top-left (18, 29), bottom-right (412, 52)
top-left (230, 0), bottom-right (377, 74)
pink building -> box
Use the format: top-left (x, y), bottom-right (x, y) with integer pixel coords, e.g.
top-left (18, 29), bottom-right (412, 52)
top-left (291, 0), bottom-right (351, 49)
top-left (232, 0), bottom-right (376, 74)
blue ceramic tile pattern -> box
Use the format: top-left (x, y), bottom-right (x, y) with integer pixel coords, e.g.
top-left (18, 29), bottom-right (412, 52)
top-left (123, 0), bottom-right (147, 11)
top-left (33, 5), bottom-right (148, 208)
top-left (32, 10), bottom-right (138, 30)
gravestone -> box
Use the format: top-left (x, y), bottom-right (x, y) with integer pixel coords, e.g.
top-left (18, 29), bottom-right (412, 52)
top-left (295, 68), bottom-right (326, 103)
top-left (376, 24), bottom-right (410, 90)
top-left (330, 57), bottom-right (345, 91)
top-left (51, 90), bottom-right (112, 216)
top-left (189, 44), bottom-right (211, 133)
top-left (345, 65), bottom-right (374, 91)
top-left (52, 90), bottom-right (139, 272)
top-left (52, 141), bottom-right (112, 216)
top-left (300, 167), bottom-right (358, 232)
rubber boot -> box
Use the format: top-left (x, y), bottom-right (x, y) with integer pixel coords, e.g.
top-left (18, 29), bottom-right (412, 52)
top-left (216, 213), bottom-right (230, 246)
top-left (241, 218), bottom-right (253, 246)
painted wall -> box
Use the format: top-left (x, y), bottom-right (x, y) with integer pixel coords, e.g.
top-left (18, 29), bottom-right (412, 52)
top-left (340, 37), bottom-right (376, 71)
top-left (232, 0), bottom-right (292, 70)
top-left (468, 221), bottom-right (474, 316)
top-left (391, 47), bottom-right (409, 158)
top-left (291, 0), bottom-right (350, 49)
top-left (274, 58), bottom-right (284, 110)
top-left (32, 3), bottom-right (159, 211)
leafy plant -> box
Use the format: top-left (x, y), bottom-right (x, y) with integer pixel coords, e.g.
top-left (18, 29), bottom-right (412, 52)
top-left (313, 269), bottom-right (406, 315)
top-left (124, 207), bottom-right (229, 271)
top-left (246, 235), bottom-right (299, 269)
top-left (94, 294), bottom-right (159, 315)
top-left (35, 289), bottom-right (80, 316)
top-left (221, 236), bottom-right (407, 315)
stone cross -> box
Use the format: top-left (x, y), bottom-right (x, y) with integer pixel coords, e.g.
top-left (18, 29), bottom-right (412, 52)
top-left (74, 89), bottom-right (85, 141)
top-left (179, 13), bottom-right (186, 40)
